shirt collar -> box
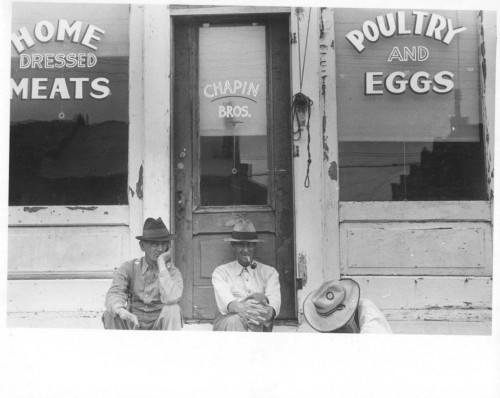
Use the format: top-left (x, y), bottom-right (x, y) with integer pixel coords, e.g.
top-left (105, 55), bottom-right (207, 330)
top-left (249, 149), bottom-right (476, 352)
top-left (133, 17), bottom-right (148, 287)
top-left (141, 257), bottom-right (157, 275)
top-left (233, 260), bottom-right (256, 276)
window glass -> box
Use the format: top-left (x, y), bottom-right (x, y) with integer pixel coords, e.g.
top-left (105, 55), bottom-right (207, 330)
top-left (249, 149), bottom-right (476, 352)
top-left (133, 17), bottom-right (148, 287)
top-left (335, 9), bottom-right (487, 201)
top-left (198, 24), bottom-right (268, 206)
top-left (10, 2), bottom-right (129, 206)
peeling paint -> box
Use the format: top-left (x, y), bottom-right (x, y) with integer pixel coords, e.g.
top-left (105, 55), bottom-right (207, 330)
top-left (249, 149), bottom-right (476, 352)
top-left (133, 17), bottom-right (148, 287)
top-left (319, 8), bottom-right (326, 39)
top-left (297, 252), bottom-right (307, 286)
top-left (328, 161), bottom-right (337, 181)
top-left (23, 206), bottom-right (47, 213)
top-left (136, 165), bottom-right (144, 200)
top-left (66, 206), bottom-right (98, 211)
top-left (129, 187), bottom-right (135, 198)
top-left (323, 128), bottom-right (329, 162)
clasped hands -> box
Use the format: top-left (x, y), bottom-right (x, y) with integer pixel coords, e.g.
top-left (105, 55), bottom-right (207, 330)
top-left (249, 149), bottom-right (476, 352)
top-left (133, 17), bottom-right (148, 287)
top-left (229, 299), bottom-right (274, 326)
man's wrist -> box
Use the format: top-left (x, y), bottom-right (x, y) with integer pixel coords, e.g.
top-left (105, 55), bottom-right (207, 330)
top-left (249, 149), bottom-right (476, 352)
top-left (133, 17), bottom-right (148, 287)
top-left (227, 300), bottom-right (240, 313)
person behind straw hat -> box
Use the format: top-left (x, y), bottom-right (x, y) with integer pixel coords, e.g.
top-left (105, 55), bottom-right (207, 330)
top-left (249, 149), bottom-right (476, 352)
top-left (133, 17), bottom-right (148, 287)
top-left (103, 217), bottom-right (183, 330)
top-left (303, 279), bottom-right (392, 333)
top-left (212, 219), bottom-right (281, 332)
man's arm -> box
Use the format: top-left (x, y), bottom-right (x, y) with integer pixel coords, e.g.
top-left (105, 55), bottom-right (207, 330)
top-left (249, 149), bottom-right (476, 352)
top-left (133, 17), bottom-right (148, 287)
top-left (264, 268), bottom-right (281, 319)
top-left (157, 251), bottom-right (183, 304)
top-left (212, 266), bottom-right (239, 315)
top-left (105, 262), bottom-right (132, 316)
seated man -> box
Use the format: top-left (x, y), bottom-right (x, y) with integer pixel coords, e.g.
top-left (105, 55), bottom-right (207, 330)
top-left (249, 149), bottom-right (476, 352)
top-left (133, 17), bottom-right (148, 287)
top-left (103, 217), bottom-right (183, 330)
top-left (212, 219), bottom-right (281, 332)
top-left (303, 279), bottom-right (392, 333)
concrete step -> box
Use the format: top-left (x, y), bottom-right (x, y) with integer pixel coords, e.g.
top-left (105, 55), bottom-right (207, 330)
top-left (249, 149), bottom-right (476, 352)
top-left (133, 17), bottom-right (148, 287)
top-left (7, 311), bottom-right (491, 335)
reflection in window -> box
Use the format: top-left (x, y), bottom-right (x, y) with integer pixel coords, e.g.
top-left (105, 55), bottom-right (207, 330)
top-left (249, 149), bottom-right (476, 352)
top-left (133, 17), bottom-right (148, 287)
top-left (198, 24), bottom-right (269, 206)
top-left (335, 9), bottom-right (487, 201)
top-left (9, 3), bottom-right (129, 206)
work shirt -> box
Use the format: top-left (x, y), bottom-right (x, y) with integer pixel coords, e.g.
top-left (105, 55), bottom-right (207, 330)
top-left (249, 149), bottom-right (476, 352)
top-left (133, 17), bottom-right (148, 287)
top-left (212, 260), bottom-right (281, 317)
top-left (105, 257), bottom-right (183, 316)
top-left (357, 298), bottom-right (393, 334)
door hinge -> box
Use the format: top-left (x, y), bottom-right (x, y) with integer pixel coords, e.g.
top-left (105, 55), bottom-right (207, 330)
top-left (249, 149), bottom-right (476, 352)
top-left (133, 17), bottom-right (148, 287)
top-left (290, 32), bottom-right (297, 44)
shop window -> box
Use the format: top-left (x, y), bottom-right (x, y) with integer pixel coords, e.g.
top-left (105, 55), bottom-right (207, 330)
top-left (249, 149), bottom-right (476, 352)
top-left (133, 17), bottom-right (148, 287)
top-left (9, 3), bottom-right (129, 206)
top-left (335, 9), bottom-right (487, 201)
top-left (198, 23), bottom-right (269, 206)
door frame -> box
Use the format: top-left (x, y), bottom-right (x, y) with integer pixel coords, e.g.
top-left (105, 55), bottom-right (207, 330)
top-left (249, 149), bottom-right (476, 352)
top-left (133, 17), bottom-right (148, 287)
top-left (171, 10), bottom-right (297, 320)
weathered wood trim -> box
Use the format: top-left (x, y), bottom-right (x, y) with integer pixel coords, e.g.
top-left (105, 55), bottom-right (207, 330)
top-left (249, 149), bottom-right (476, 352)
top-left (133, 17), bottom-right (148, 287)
top-left (7, 279), bottom-right (111, 313)
top-left (143, 5), bottom-right (172, 226)
top-left (383, 308), bottom-right (492, 323)
top-left (351, 276), bottom-right (492, 310)
top-left (340, 221), bottom-right (492, 276)
top-left (8, 226), bottom-right (130, 274)
top-left (291, 8), bottom-right (327, 311)
top-left (8, 205), bottom-right (129, 226)
top-left (128, 4), bottom-right (145, 258)
top-left (340, 201), bottom-right (492, 222)
top-left (319, 8), bottom-right (340, 281)
top-left (169, 6), bottom-right (291, 16)
top-left (8, 271), bottom-right (114, 280)
top-left (478, 11), bottom-right (495, 201)
top-left (193, 205), bottom-right (274, 214)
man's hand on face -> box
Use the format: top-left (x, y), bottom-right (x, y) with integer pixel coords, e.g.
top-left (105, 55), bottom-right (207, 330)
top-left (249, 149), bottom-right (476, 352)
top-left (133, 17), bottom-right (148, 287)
top-left (116, 307), bottom-right (140, 329)
top-left (157, 250), bottom-right (173, 270)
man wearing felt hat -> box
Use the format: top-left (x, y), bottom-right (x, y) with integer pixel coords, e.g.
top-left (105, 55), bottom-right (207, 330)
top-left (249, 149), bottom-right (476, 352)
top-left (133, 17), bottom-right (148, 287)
top-left (303, 279), bottom-right (392, 333)
top-left (212, 219), bottom-right (281, 332)
top-left (103, 217), bottom-right (183, 330)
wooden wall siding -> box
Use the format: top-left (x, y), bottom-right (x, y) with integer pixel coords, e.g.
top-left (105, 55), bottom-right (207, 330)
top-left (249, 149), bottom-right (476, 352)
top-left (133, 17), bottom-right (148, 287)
top-left (8, 276), bottom-right (491, 327)
top-left (8, 226), bottom-right (129, 276)
top-left (7, 280), bottom-right (110, 313)
top-left (340, 222), bottom-right (492, 276)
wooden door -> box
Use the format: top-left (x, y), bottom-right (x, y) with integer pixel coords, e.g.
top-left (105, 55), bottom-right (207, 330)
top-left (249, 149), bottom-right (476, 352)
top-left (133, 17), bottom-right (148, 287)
top-left (173, 14), bottom-right (295, 320)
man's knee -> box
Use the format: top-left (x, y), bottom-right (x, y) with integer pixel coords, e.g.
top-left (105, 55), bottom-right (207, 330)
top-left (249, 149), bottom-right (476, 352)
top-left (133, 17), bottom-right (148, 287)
top-left (156, 304), bottom-right (183, 330)
top-left (213, 313), bottom-right (248, 331)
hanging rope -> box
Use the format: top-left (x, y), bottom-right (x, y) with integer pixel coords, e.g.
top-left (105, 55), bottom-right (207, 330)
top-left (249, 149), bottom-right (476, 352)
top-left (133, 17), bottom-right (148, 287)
top-left (292, 8), bottom-right (313, 188)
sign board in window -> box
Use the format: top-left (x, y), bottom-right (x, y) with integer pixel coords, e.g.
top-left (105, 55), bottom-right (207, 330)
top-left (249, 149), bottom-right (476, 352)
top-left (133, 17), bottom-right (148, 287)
top-left (335, 9), bottom-right (487, 201)
top-left (9, 2), bottom-right (129, 206)
top-left (198, 24), bottom-right (269, 206)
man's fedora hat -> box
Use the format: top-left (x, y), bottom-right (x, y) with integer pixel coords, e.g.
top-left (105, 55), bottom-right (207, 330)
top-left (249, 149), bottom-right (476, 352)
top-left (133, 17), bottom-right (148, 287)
top-left (135, 217), bottom-right (176, 241)
top-left (224, 219), bottom-right (265, 243)
top-left (303, 279), bottom-right (360, 332)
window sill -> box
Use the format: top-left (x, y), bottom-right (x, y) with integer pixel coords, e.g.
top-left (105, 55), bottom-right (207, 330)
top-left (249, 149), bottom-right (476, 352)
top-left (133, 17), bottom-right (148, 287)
top-left (8, 205), bottom-right (129, 227)
top-left (339, 201), bottom-right (492, 222)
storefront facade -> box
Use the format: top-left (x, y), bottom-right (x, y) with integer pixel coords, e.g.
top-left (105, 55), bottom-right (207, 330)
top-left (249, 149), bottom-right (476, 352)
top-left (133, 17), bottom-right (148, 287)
top-left (8, 4), bottom-right (495, 333)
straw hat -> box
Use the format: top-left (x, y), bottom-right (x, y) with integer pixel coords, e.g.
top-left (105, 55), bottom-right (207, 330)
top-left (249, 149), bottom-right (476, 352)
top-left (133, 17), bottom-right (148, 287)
top-left (303, 279), bottom-right (360, 332)
top-left (224, 219), bottom-right (265, 243)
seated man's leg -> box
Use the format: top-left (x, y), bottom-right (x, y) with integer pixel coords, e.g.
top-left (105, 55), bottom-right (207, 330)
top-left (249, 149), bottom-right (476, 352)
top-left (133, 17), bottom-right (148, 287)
top-left (102, 310), bottom-right (135, 330)
top-left (152, 304), bottom-right (183, 331)
top-left (213, 313), bottom-right (248, 332)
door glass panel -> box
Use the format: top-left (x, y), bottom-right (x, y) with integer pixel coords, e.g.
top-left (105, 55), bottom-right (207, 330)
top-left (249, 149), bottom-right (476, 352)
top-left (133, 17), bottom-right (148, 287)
top-left (198, 24), bottom-right (268, 206)
top-left (335, 9), bottom-right (487, 201)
